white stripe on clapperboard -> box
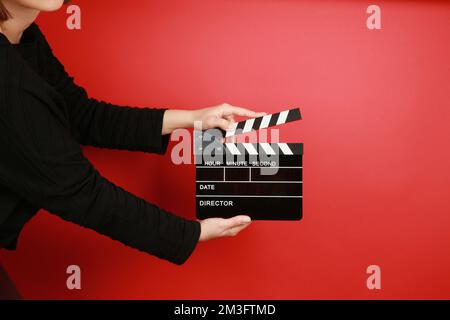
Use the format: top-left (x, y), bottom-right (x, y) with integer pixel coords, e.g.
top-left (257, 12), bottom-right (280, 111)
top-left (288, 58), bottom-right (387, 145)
top-left (276, 110), bottom-right (289, 125)
top-left (242, 143), bottom-right (258, 155)
top-left (278, 143), bottom-right (294, 155)
top-left (243, 118), bottom-right (255, 134)
top-left (220, 143), bottom-right (294, 155)
top-left (260, 114), bottom-right (272, 129)
top-left (259, 143), bottom-right (276, 155)
top-left (224, 143), bottom-right (241, 155)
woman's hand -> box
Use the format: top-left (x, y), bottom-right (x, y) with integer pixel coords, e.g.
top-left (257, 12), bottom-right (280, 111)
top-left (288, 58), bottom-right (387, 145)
top-left (161, 104), bottom-right (260, 240)
top-left (192, 103), bottom-right (267, 131)
top-left (162, 103), bottom-right (266, 134)
top-left (199, 215), bottom-right (252, 242)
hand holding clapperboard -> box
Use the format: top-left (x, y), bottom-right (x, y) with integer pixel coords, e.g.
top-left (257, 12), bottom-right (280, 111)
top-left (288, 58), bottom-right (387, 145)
top-left (195, 108), bottom-right (303, 220)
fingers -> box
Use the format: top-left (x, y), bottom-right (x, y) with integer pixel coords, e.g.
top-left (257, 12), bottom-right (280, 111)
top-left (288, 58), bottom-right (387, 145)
top-left (205, 103), bottom-right (266, 131)
top-left (223, 221), bottom-right (251, 237)
top-left (221, 103), bottom-right (266, 119)
top-left (222, 215), bottom-right (251, 237)
top-left (198, 215), bottom-right (252, 242)
top-left (223, 215), bottom-right (251, 228)
top-left (229, 106), bottom-right (266, 118)
top-left (223, 113), bottom-right (235, 123)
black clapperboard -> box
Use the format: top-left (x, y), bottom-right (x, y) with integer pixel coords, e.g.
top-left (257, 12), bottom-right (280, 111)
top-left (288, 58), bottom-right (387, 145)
top-left (195, 108), bottom-right (303, 220)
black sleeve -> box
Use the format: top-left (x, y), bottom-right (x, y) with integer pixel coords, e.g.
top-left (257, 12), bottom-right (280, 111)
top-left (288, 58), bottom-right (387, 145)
top-left (36, 26), bottom-right (170, 154)
top-left (0, 63), bottom-right (200, 265)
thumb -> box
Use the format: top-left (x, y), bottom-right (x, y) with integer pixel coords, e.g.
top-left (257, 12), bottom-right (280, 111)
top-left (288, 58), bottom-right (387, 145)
top-left (209, 117), bottom-right (233, 131)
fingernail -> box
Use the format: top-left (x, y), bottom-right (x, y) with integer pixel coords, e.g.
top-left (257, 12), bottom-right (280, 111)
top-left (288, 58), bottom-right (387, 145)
top-left (242, 217), bottom-right (251, 223)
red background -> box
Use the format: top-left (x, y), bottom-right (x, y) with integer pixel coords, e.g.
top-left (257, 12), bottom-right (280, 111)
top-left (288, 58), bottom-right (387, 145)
top-left (1, 0), bottom-right (450, 299)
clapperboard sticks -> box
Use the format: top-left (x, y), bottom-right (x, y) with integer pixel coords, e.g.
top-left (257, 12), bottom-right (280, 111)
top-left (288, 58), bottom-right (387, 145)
top-left (196, 108), bottom-right (303, 221)
top-left (225, 107), bottom-right (302, 138)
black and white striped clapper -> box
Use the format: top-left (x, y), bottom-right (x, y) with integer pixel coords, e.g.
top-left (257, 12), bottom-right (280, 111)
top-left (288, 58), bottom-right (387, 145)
top-left (224, 107), bottom-right (301, 137)
top-left (196, 108), bottom-right (303, 221)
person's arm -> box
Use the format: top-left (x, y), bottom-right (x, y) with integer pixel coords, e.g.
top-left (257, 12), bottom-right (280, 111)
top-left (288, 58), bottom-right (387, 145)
top-left (35, 25), bottom-right (265, 150)
top-left (0, 58), bottom-right (253, 265)
top-left (161, 103), bottom-right (267, 135)
top-left (0, 78), bottom-right (199, 265)
top-left (36, 29), bottom-right (168, 153)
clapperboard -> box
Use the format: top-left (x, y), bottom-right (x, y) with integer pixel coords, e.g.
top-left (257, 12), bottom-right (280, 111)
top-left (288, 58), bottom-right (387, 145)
top-left (195, 108), bottom-right (303, 220)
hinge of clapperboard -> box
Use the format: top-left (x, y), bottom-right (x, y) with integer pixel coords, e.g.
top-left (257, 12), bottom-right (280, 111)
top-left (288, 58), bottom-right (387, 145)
top-left (194, 108), bottom-right (302, 163)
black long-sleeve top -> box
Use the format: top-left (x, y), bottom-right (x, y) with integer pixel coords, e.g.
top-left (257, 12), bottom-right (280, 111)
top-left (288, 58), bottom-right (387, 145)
top-left (0, 23), bottom-right (200, 265)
